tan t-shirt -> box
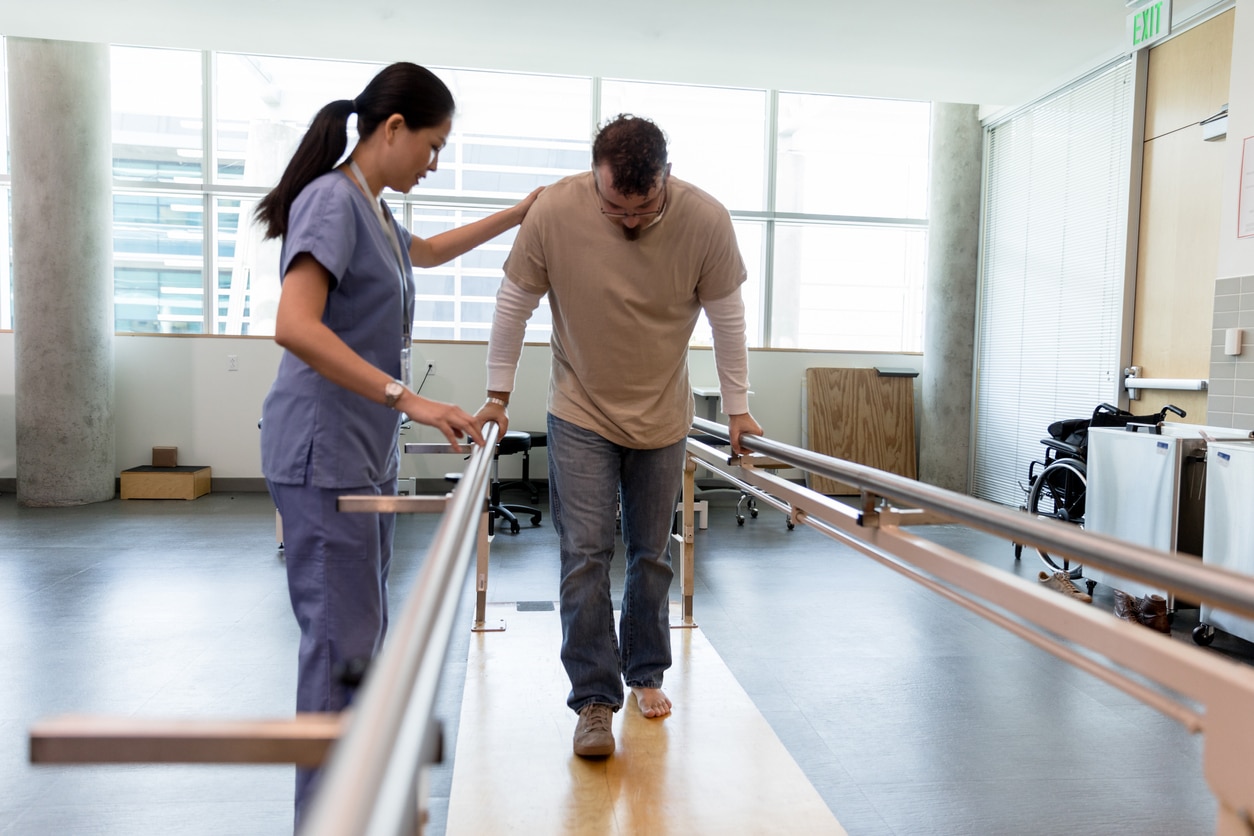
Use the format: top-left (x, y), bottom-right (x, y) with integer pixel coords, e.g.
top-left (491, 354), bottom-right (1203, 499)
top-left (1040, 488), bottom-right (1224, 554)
top-left (503, 171), bottom-right (746, 449)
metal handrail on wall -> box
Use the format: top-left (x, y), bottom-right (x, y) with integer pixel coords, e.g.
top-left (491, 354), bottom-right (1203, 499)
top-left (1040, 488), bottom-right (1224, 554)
top-left (686, 417), bottom-right (1254, 835)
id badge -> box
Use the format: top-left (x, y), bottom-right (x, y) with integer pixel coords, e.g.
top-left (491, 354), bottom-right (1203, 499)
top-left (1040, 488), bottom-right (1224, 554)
top-left (400, 345), bottom-right (412, 388)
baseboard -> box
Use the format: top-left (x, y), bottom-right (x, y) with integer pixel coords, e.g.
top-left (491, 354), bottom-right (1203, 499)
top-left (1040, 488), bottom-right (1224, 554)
top-left (0, 477), bottom-right (272, 497)
top-left (211, 477), bottom-right (270, 493)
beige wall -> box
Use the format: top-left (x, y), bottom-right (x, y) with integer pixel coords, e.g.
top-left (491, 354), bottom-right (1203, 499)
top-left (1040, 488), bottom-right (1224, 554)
top-left (0, 332), bottom-right (921, 483)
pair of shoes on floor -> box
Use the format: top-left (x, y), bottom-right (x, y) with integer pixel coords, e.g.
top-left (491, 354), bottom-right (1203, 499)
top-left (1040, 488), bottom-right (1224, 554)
top-left (1037, 570), bottom-right (1092, 603)
top-left (1113, 588), bottom-right (1170, 633)
top-left (573, 703), bottom-right (615, 758)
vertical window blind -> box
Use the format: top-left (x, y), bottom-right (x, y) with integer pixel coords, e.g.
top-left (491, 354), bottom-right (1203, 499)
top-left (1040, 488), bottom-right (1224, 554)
top-left (972, 60), bottom-right (1134, 507)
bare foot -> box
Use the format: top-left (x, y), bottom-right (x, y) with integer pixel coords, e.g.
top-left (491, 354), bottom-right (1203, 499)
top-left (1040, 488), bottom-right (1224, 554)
top-left (631, 687), bottom-right (672, 718)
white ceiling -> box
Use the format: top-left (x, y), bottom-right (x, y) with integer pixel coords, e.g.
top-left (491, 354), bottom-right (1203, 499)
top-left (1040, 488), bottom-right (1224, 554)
top-left (0, 0), bottom-right (1226, 109)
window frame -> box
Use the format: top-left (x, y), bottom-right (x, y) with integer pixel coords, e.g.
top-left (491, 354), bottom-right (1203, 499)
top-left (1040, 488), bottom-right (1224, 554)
top-left (0, 42), bottom-right (932, 348)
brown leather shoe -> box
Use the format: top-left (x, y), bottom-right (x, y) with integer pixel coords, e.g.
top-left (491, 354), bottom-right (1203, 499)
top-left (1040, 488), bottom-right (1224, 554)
top-left (573, 703), bottom-right (615, 758)
top-left (1113, 589), bottom-right (1142, 623)
top-left (1137, 594), bottom-right (1171, 634)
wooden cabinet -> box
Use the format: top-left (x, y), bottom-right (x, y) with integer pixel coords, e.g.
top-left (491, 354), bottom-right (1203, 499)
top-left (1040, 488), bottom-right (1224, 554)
top-left (804, 368), bottom-right (916, 495)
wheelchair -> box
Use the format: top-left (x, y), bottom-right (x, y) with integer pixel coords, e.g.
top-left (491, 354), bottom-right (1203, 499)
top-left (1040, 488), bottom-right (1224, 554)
top-left (1015, 402), bottom-right (1185, 582)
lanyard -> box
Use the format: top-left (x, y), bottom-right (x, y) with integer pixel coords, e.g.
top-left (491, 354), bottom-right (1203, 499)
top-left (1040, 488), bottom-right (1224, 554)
top-left (348, 158), bottom-right (411, 342)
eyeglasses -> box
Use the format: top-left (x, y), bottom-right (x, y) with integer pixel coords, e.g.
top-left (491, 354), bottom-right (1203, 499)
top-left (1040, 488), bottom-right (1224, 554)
top-left (595, 176), bottom-right (668, 219)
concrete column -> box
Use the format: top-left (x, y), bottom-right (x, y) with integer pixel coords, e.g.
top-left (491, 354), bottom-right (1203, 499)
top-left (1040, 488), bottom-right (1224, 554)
top-left (9, 39), bottom-right (116, 506)
top-left (919, 103), bottom-right (982, 493)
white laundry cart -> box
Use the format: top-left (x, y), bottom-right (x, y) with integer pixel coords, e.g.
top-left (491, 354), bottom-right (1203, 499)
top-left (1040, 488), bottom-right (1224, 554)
top-left (1083, 423), bottom-right (1251, 603)
top-left (1194, 439), bottom-right (1254, 645)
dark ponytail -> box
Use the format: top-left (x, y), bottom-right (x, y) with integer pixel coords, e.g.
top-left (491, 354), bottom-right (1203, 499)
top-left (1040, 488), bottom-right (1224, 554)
top-left (254, 62), bottom-right (455, 240)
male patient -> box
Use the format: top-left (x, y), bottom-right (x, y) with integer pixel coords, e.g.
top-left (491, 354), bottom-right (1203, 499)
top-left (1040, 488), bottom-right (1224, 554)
top-left (477, 114), bottom-right (762, 757)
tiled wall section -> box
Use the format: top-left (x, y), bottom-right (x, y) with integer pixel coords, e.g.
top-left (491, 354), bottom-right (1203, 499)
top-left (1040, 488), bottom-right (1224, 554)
top-left (1208, 275), bottom-right (1254, 429)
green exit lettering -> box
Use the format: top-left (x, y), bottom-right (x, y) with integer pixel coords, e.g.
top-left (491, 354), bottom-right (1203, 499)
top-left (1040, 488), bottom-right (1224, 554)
top-left (1133, 2), bottom-right (1163, 46)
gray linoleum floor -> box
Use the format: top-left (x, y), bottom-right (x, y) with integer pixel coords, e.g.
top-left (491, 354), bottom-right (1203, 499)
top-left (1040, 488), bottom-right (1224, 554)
top-left (3, 485), bottom-right (1250, 835)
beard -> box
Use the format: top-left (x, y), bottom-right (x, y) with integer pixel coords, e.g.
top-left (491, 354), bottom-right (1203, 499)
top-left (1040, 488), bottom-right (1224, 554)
top-left (621, 225), bottom-right (641, 241)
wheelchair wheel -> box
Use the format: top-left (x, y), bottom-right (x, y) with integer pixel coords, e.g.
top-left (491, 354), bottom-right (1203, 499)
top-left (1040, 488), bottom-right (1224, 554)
top-left (1026, 458), bottom-right (1086, 577)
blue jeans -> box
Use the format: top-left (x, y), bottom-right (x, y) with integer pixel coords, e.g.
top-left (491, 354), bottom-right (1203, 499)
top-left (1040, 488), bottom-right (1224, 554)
top-left (546, 413), bottom-right (685, 713)
top-left (267, 476), bottom-right (395, 825)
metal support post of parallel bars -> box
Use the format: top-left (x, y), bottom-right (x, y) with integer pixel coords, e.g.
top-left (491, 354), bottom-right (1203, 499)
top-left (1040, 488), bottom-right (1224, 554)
top-left (673, 456), bottom-right (698, 627)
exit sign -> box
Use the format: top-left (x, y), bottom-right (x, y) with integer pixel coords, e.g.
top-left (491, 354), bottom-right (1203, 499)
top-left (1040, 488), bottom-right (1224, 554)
top-left (1129, 0), bottom-right (1172, 51)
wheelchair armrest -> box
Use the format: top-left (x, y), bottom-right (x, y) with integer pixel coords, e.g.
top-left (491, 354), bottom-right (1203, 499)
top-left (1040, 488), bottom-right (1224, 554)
top-left (1040, 438), bottom-right (1081, 457)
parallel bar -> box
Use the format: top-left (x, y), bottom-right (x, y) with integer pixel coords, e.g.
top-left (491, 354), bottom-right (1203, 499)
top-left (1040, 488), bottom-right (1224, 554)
top-left (686, 422), bottom-right (1254, 836)
top-left (687, 437), bottom-right (1241, 713)
top-left (30, 714), bottom-right (342, 766)
top-left (301, 422), bottom-right (501, 836)
top-left (692, 417), bottom-right (1254, 619)
top-left (798, 511), bottom-right (1204, 730)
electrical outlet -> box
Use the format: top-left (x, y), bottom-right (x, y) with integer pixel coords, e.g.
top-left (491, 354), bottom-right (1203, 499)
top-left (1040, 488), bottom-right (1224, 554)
top-left (227, 355), bottom-right (239, 372)
top-left (425, 362), bottom-right (436, 377)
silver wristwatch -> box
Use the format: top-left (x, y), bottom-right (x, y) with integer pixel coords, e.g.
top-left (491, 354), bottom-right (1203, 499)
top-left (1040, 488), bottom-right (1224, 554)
top-left (384, 379), bottom-right (405, 409)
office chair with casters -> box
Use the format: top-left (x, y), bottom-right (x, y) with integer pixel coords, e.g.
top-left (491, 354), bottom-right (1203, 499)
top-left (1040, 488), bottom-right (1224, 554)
top-left (498, 430), bottom-right (546, 502)
top-left (490, 431), bottom-right (543, 535)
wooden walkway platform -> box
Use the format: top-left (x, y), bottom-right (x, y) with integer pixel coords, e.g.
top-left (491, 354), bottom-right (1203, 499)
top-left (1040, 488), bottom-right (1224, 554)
top-left (447, 604), bottom-right (846, 835)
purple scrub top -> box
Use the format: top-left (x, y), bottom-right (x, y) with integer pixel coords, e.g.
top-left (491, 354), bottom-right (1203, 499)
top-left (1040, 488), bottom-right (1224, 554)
top-left (260, 170), bottom-right (415, 489)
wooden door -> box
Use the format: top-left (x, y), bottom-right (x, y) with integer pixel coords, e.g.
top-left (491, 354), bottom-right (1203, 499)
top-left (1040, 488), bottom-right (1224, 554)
top-left (1132, 11), bottom-right (1233, 420)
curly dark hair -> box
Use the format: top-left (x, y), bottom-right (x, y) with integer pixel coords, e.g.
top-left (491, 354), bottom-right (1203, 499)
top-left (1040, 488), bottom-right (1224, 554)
top-left (591, 114), bottom-right (668, 197)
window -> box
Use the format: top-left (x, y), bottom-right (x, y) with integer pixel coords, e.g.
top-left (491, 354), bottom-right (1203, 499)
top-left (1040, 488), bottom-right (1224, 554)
top-left (215, 195), bottom-right (281, 335)
top-left (600, 80), bottom-right (769, 212)
top-left (771, 93), bottom-right (931, 351)
top-left (771, 223), bottom-right (926, 351)
top-left (410, 69), bottom-right (591, 342)
top-left (0, 37), bottom-right (9, 175)
top-left (112, 47), bottom-right (203, 185)
top-left (1, 187), bottom-right (10, 331)
top-left (212, 54), bottom-right (388, 336)
top-left (111, 47), bottom-right (204, 333)
top-left (1, 41), bottom-right (11, 329)
top-left (429, 69), bottom-right (592, 200)
top-left (600, 83), bottom-right (928, 350)
top-left (776, 94), bottom-right (930, 218)
top-left (113, 193), bottom-right (205, 333)
top-left (215, 54), bottom-right (381, 187)
top-left (4, 41), bottom-right (931, 348)
top-left (412, 205), bottom-right (545, 342)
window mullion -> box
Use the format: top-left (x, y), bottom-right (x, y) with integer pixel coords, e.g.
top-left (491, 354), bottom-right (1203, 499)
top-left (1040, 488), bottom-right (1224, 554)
top-left (763, 90), bottom-right (780, 348)
top-left (202, 49), bottom-right (216, 334)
